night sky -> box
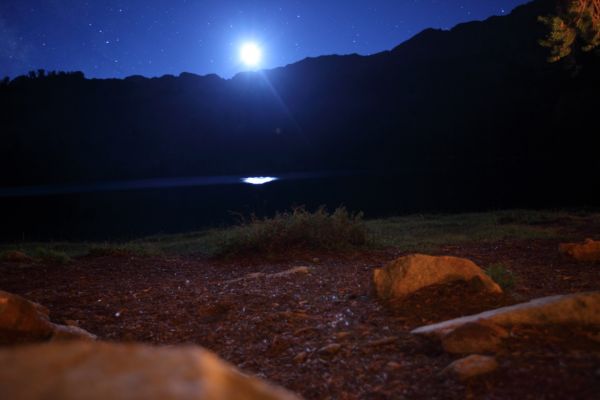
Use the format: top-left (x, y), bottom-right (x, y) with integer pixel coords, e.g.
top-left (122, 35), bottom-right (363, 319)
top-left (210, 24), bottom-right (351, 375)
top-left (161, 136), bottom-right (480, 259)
top-left (1, 0), bottom-right (530, 79)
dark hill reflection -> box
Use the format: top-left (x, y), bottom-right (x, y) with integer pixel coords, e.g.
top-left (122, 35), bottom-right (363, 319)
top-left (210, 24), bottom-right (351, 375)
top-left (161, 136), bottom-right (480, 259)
top-left (1, 0), bottom-right (599, 240)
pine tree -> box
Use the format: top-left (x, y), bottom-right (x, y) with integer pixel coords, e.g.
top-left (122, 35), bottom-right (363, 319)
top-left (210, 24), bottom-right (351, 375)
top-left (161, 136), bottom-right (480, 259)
top-left (539, 0), bottom-right (600, 62)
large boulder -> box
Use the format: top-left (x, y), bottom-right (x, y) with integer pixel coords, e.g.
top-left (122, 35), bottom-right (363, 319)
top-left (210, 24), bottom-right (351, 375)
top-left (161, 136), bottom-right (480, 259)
top-left (0, 341), bottom-right (302, 400)
top-left (412, 292), bottom-right (600, 340)
top-left (373, 254), bottom-right (502, 300)
top-left (0, 290), bottom-right (95, 345)
top-left (559, 239), bottom-right (600, 262)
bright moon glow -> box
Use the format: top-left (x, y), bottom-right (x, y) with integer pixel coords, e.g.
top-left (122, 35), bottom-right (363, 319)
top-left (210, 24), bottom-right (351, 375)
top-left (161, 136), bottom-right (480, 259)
top-left (240, 42), bottom-right (262, 67)
top-left (242, 177), bottom-right (277, 185)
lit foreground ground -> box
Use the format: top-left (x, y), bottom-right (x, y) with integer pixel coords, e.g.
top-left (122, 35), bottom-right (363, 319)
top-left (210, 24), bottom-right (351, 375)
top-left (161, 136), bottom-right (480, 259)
top-left (1, 210), bottom-right (599, 399)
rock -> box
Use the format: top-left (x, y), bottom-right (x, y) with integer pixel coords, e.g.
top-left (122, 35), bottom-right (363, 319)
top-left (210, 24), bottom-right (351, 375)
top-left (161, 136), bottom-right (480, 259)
top-left (0, 290), bottom-right (96, 345)
top-left (334, 331), bottom-right (351, 339)
top-left (441, 355), bottom-right (498, 381)
top-left (412, 292), bottom-right (600, 339)
top-left (363, 336), bottom-right (398, 347)
top-left (0, 290), bottom-right (54, 344)
top-left (293, 352), bottom-right (307, 364)
top-left (269, 267), bottom-right (311, 278)
top-left (0, 341), bottom-right (301, 400)
top-left (318, 343), bottom-right (342, 355)
top-left (559, 239), bottom-right (600, 262)
top-left (386, 361), bottom-right (402, 370)
top-left (51, 324), bottom-right (97, 341)
top-left (225, 267), bottom-right (311, 284)
top-left (0, 250), bottom-right (33, 263)
top-left (441, 320), bottom-right (509, 354)
top-left (373, 254), bottom-right (502, 300)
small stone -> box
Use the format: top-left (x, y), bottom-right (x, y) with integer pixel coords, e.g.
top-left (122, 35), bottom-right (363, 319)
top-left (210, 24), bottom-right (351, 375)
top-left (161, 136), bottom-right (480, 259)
top-left (270, 267), bottom-right (311, 278)
top-left (442, 355), bottom-right (498, 381)
top-left (293, 352), bottom-right (307, 363)
top-left (318, 343), bottom-right (342, 355)
top-left (364, 336), bottom-right (398, 347)
top-left (51, 324), bottom-right (97, 341)
top-left (334, 331), bottom-right (351, 339)
top-left (386, 361), bottom-right (402, 370)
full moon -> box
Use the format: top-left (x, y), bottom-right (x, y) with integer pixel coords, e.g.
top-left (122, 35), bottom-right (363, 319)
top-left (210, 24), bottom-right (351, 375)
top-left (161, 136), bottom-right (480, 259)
top-left (240, 42), bottom-right (262, 67)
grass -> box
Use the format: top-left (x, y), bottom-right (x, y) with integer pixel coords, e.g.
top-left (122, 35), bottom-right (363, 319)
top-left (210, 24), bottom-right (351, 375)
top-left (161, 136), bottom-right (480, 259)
top-left (365, 209), bottom-right (586, 252)
top-left (32, 248), bottom-right (71, 264)
top-left (1, 209), bottom-right (598, 260)
top-left (0, 247), bottom-right (71, 264)
top-left (485, 262), bottom-right (517, 290)
top-left (87, 243), bottom-right (162, 257)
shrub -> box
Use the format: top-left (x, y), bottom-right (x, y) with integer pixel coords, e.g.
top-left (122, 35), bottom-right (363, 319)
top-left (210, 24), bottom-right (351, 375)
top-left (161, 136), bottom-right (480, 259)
top-left (485, 263), bottom-right (517, 290)
top-left (218, 206), bottom-right (367, 256)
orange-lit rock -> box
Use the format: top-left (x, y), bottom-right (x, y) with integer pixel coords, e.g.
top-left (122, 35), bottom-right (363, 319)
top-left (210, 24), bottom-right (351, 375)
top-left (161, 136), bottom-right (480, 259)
top-left (412, 292), bottom-right (600, 340)
top-left (441, 355), bottom-right (498, 381)
top-left (559, 239), bottom-right (600, 262)
top-left (0, 250), bottom-right (33, 263)
top-left (0, 290), bottom-right (96, 345)
top-left (0, 341), bottom-right (302, 400)
top-left (441, 320), bottom-right (509, 354)
top-left (373, 254), bottom-right (502, 300)
top-left (0, 290), bottom-right (54, 344)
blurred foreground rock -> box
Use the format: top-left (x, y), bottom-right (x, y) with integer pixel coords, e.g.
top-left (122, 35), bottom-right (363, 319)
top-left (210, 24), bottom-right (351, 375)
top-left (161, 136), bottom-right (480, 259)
top-left (559, 239), bottom-right (600, 262)
top-left (0, 290), bottom-right (96, 345)
top-left (373, 254), bottom-right (502, 300)
top-left (0, 341), bottom-right (302, 400)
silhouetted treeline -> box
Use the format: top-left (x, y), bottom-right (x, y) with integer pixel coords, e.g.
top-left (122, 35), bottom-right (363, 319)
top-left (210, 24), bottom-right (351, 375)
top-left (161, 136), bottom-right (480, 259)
top-left (1, 0), bottom-right (599, 239)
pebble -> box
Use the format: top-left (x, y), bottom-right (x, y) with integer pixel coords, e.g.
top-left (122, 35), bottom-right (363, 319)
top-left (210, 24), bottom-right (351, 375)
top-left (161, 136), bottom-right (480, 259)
top-left (293, 352), bottom-right (307, 363)
top-left (318, 343), bottom-right (342, 355)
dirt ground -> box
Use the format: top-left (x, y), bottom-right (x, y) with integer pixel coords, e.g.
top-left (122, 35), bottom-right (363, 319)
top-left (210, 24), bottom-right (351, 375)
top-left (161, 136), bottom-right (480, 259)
top-left (1, 238), bottom-right (599, 399)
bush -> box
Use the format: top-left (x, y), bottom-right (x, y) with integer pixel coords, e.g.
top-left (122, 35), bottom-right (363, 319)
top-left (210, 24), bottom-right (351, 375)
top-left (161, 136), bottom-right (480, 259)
top-left (218, 206), bottom-right (367, 256)
top-left (485, 263), bottom-right (516, 290)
